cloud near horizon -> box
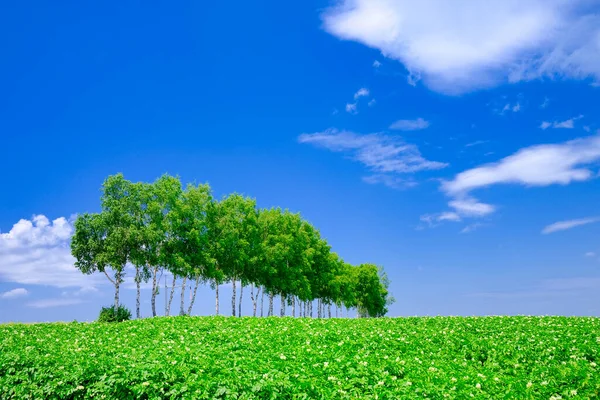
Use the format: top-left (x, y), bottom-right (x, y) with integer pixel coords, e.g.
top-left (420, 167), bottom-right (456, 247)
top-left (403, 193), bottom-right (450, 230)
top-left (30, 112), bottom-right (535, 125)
top-left (322, 0), bottom-right (600, 94)
top-left (1, 288), bottom-right (29, 299)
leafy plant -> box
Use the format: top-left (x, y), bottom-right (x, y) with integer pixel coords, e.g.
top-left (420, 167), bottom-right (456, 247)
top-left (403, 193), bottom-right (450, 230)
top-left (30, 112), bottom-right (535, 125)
top-left (1, 316), bottom-right (599, 399)
top-left (97, 305), bottom-right (132, 323)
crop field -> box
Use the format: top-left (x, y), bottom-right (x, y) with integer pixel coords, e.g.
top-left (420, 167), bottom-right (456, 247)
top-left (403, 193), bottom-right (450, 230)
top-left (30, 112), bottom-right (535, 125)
top-left (1, 316), bottom-right (599, 399)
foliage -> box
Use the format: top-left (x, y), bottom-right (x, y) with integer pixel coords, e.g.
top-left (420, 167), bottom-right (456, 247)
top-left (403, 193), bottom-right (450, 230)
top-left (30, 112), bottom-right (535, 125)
top-left (97, 305), bottom-right (132, 323)
top-left (1, 316), bottom-right (599, 399)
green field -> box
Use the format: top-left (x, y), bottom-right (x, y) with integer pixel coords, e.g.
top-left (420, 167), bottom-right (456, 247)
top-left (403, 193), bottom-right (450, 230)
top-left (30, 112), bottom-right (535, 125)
top-left (1, 316), bottom-right (599, 399)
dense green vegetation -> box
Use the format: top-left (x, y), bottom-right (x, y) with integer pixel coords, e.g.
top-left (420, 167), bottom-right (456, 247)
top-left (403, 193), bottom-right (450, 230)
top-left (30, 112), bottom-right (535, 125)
top-left (1, 316), bottom-right (599, 399)
top-left (71, 174), bottom-right (393, 319)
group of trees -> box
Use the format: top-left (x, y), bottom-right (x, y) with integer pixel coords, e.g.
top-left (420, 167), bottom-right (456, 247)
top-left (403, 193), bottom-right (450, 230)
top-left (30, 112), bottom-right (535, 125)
top-left (71, 174), bottom-right (394, 319)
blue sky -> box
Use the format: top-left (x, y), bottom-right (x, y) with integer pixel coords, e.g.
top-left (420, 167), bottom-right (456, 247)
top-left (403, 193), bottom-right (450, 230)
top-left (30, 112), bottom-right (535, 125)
top-left (1, 1), bottom-right (600, 322)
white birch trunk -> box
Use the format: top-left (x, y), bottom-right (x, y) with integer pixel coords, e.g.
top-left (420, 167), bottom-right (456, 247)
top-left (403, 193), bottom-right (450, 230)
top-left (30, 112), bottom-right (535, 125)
top-left (166, 275), bottom-right (176, 316)
top-left (231, 278), bottom-right (237, 317)
top-left (215, 279), bottom-right (220, 315)
top-left (187, 274), bottom-right (202, 315)
top-left (238, 283), bottom-right (243, 317)
top-left (179, 276), bottom-right (187, 316)
top-left (292, 296), bottom-right (295, 317)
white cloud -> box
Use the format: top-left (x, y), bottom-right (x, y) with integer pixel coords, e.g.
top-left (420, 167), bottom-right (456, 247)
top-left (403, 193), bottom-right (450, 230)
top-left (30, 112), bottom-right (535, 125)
top-left (465, 140), bottom-right (489, 147)
top-left (540, 97), bottom-right (550, 109)
top-left (27, 298), bottom-right (84, 309)
top-left (448, 198), bottom-right (495, 217)
top-left (443, 134), bottom-right (600, 196)
top-left (345, 103), bottom-right (357, 114)
top-left (500, 102), bottom-right (521, 114)
top-left (0, 288), bottom-right (28, 299)
top-left (419, 211), bottom-right (461, 228)
top-left (0, 215), bottom-right (105, 288)
top-left (542, 217), bottom-right (600, 234)
top-left (373, 60), bottom-right (381, 68)
top-left (299, 129), bottom-right (447, 175)
top-left (362, 174), bottom-right (417, 189)
top-left (461, 223), bottom-right (484, 234)
top-left (430, 133), bottom-right (600, 221)
top-left (389, 118), bottom-right (430, 131)
top-left (368, 99), bottom-right (376, 107)
top-left (585, 251), bottom-right (596, 257)
top-left (322, 1), bottom-right (600, 94)
top-left (541, 115), bottom-right (584, 130)
top-left (354, 87), bottom-right (369, 100)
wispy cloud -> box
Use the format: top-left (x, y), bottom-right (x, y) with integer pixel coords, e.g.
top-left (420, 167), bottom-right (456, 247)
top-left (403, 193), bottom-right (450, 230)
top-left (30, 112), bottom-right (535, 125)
top-left (299, 129), bottom-right (447, 187)
top-left (367, 99), bottom-right (376, 107)
top-left (465, 140), bottom-right (489, 148)
top-left (389, 118), bottom-right (430, 131)
top-left (542, 217), bottom-right (600, 234)
top-left (354, 87), bottom-right (369, 100)
top-left (432, 133), bottom-right (600, 221)
top-left (500, 102), bottom-right (521, 114)
top-left (322, 1), bottom-right (600, 94)
top-left (345, 88), bottom-right (371, 114)
top-left (540, 97), bottom-right (550, 109)
top-left (1, 288), bottom-right (29, 299)
top-left (585, 252), bottom-right (596, 257)
top-left (27, 298), bottom-right (84, 309)
top-left (461, 223), bottom-right (485, 234)
top-left (373, 60), bottom-right (381, 68)
top-left (419, 212), bottom-right (461, 228)
top-left (540, 115), bottom-right (584, 130)
top-left (362, 174), bottom-right (417, 190)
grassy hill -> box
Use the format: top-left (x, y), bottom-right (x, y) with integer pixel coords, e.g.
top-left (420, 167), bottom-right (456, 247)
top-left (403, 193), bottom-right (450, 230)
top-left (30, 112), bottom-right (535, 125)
top-left (1, 316), bottom-right (599, 399)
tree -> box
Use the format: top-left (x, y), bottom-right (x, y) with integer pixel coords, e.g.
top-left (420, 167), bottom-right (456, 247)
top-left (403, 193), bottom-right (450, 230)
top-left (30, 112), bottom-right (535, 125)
top-left (99, 174), bottom-right (136, 315)
top-left (72, 174), bottom-right (134, 315)
top-left (354, 264), bottom-right (390, 317)
top-left (167, 183), bottom-right (213, 316)
top-left (207, 194), bottom-right (257, 317)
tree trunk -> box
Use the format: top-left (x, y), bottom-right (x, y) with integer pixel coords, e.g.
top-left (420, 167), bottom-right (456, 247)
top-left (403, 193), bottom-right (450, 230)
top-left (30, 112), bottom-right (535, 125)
top-left (135, 267), bottom-right (141, 319)
top-left (268, 292), bottom-right (274, 316)
top-left (215, 278), bottom-right (220, 315)
top-left (292, 296), bottom-right (295, 317)
top-left (179, 276), bottom-right (187, 316)
top-left (260, 288), bottom-right (264, 317)
top-left (250, 284), bottom-right (258, 317)
top-left (328, 303), bottom-right (331, 318)
top-left (113, 270), bottom-right (124, 315)
top-left (310, 301), bottom-right (313, 318)
top-left (231, 278), bottom-right (237, 317)
top-left (238, 283), bottom-right (244, 317)
top-left (114, 281), bottom-right (120, 314)
top-left (151, 267), bottom-right (158, 317)
top-left (317, 299), bottom-right (321, 318)
top-left (280, 294), bottom-right (285, 317)
top-left (166, 275), bottom-right (177, 316)
top-left (188, 274), bottom-right (202, 315)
